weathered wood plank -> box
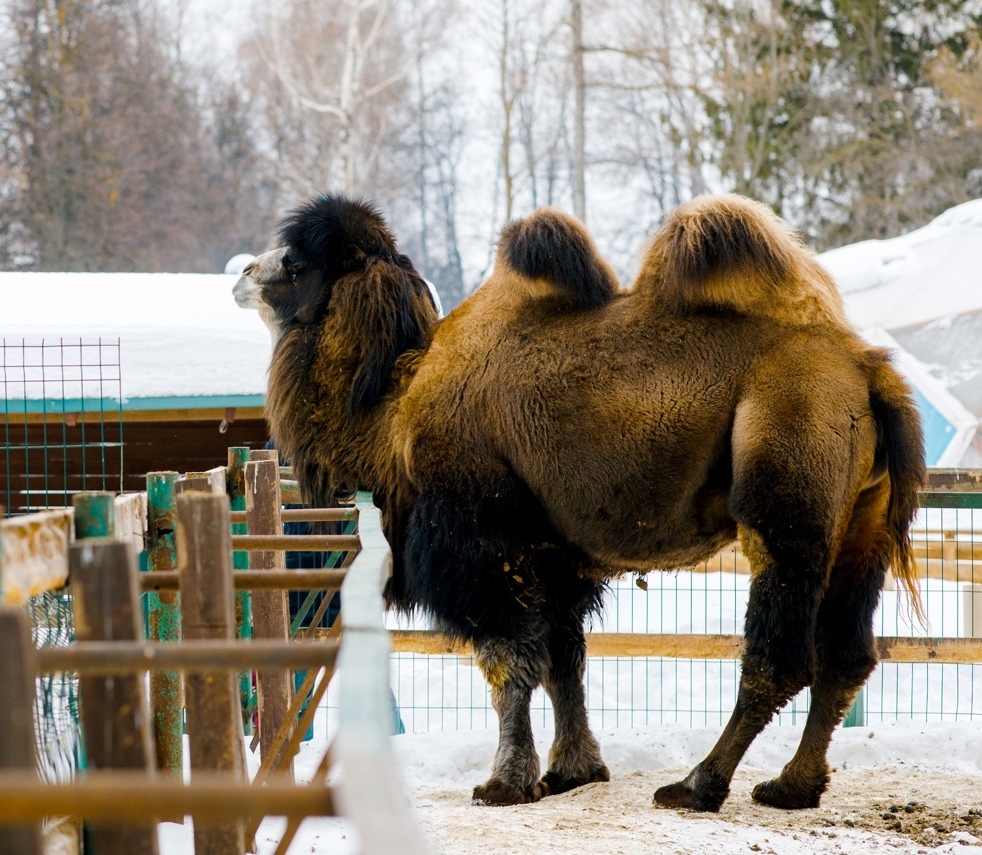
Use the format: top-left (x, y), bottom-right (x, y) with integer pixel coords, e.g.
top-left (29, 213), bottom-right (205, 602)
top-left (0, 773), bottom-right (334, 824)
top-left (177, 491), bottom-right (247, 854)
top-left (113, 493), bottom-right (147, 552)
top-left (70, 538), bottom-right (158, 855)
top-left (0, 609), bottom-right (42, 854)
top-left (139, 569), bottom-right (348, 591)
top-left (36, 640), bottom-right (339, 675)
top-left (245, 457), bottom-right (295, 781)
top-left (176, 466), bottom-right (227, 495)
top-left (388, 630), bottom-right (982, 664)
top-left (0, 509), bottom-right (72, 605)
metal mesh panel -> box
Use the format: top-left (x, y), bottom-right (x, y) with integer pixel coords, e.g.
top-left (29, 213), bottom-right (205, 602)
top-left (1, 337), bottom-right (123, 515)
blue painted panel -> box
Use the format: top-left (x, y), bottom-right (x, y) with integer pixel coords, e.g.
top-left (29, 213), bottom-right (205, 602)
top-left (4, 394), bottom-right (265, 414)
top-left (912, 388), bottom-right (954, 466)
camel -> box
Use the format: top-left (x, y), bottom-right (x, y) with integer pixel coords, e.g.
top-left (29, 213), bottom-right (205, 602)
top-left (233, 193), bottom-right (924, 812)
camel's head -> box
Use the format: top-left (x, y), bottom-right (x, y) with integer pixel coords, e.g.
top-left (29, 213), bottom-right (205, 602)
top-left (233, 194), bottom-right (408, 345)
top-left (236, 193), bottom-right (440, 416)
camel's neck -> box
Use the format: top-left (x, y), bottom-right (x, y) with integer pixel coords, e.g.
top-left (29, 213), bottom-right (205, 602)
top-left (263, 322), bottom-right (404, 502)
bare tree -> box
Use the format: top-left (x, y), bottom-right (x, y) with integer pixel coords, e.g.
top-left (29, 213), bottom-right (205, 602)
top-left (243, 0), bottom-right (412, 203)
top-left (0, 0), bottom-right (270, 271)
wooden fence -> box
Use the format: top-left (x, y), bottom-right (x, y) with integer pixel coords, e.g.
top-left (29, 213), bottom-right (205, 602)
top-left (0, 448), bottom-right (428, 855)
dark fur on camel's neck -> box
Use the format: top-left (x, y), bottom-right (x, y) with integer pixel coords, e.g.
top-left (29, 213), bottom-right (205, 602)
top-left (263, 195), bottom-right (439, 507)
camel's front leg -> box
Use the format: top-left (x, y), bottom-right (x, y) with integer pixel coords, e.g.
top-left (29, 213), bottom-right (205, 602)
top-left (472, 639), bottom-right (547, 805)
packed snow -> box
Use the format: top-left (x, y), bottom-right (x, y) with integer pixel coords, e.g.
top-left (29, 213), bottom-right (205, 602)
top-left (156, 712), bottom-right (982, 854)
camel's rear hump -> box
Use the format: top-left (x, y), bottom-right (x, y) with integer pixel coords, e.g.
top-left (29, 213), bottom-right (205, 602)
top-left (637, 194), bottom-right (847, 328)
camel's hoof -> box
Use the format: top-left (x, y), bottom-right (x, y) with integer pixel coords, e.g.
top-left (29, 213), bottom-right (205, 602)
top-left (751, 777), bottom-right (823, 810)
top-left (653, 780), bottom-right (723, 812)
top-left (472, 779), bottom-right (547, 806)
top-left (541, 763), bottom-right (610, 796)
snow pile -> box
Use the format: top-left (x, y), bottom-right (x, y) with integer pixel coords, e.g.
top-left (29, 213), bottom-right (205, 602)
top-left (820, 198), bottom-right (982, 330)
top-left (0, 271), bottom-right (270, 400)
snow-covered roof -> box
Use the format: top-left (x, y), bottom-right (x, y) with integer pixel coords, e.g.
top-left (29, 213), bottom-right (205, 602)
top-left (823, 198), bottom-right (982, 330)
top-left (0, 272), bottom-right (270, 404)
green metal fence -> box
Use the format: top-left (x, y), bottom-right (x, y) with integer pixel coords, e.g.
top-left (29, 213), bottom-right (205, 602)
top-left (376, 491), bottom-right (982, 733)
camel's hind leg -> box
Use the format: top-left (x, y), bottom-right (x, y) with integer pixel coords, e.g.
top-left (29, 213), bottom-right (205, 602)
top-left (654, 524), bottom-right (830, 812)
top-left (540, 598), bottom-right (610, 795)
top-left (752, 524), bottom-right (889, 808)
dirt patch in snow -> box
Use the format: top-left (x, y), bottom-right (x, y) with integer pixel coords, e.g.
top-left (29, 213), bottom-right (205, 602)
top-left (410, 767), bottom-right (982, 854)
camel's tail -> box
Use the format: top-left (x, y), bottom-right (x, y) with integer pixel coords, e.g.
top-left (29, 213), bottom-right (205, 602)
top-left (639, 193), bottom-right (846, 328)
top-left (498, 208), bottom-right (618, 309)
top-left (865, 347), bottom-right (927, 626)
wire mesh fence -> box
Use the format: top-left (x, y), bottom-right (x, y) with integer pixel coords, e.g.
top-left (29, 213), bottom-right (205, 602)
top-left (370, 499), bottom-right (981, 734)
top-left (1, 337), bottom-right (124, 515)
top-left (1, 338), bottom-right (124, 785)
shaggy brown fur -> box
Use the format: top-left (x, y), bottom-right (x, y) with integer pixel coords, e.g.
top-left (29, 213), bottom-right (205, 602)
top-left (235, 192), bottom-right (924, 813)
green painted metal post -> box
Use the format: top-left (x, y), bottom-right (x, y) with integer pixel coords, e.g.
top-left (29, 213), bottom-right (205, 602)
top-left (146, 472), bottom-right (184, 778)
top-left (228, 447), bottom-right (255, 735)
top-left (72, 491), bottom-right (115, 539)
top-left (843, 687), bottom-right (866, 727)
top-left (71, 491), bottom-right (117, 853)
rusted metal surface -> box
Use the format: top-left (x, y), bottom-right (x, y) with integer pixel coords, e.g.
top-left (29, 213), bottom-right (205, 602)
top-left (0, 773), bottom-right (335, 823)
top-left (72, 491), bottom-right (115, 539)
top-left (227, 446), bottom-right (255, 734)
top-left (0, 509), bottom-right (72, 605)
top-left (36, 640), bottom-right (339, 675)
top-left (139, 569), bottom-right (349, 591)
top-left (146, 471), bottom-right (183, 779)
top-left (177, 491), bottom-right (248, 854)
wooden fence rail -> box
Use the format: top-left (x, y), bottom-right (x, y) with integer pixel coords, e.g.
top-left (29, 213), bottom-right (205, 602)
top-left (0, 449), bottom-right (429, 855)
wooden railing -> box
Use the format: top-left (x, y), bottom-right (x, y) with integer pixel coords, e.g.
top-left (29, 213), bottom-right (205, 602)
top-left (0, 449), bottom-right (428, 855)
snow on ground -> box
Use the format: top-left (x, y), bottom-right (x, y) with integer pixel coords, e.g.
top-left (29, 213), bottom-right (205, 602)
top-left (158, 720), bottom-right (982, 854)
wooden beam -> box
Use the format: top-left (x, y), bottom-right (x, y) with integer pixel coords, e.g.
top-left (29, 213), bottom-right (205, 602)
top-left (245, 458), bottom-right (295, 781)
top-left (0, 609), bottom-right (41, 854)
top-left (230, 534), bottom-right (361, 552)
top-left (177, 492), bottom-right (247, 854)
top-left (139, 569), bottom-right (349, 591)
top-left (70, 538), bottom-right (158, 855)
top-left (36, 640), bottom-right (340, 675)
top-left (0, 773), bottom-right (333, 824)
top-left (388, 631), bottom-right (982, 664)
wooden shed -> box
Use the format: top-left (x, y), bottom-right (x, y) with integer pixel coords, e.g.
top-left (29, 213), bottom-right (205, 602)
top-left (1, 271), bottom-right (271, 512)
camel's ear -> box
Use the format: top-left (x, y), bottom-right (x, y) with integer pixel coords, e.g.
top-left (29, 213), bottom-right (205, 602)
top-left (348, 261), bottom-right (434, 416)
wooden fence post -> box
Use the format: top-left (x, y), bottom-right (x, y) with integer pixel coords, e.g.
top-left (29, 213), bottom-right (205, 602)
top-left (70, 538), bottom-right (158, 855)
top-left (0, 608), bottom-right (41, 855)
top-left (146, 472), bottom-right (183, 780)
top-left (245, 454), bottom-right (295, 781)
top-left (177, 491), bottom-right (247, 854)
top-left (228, 447), bottom-right (255, 736)
top-left (966, 584), bottom-right (982, 639)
